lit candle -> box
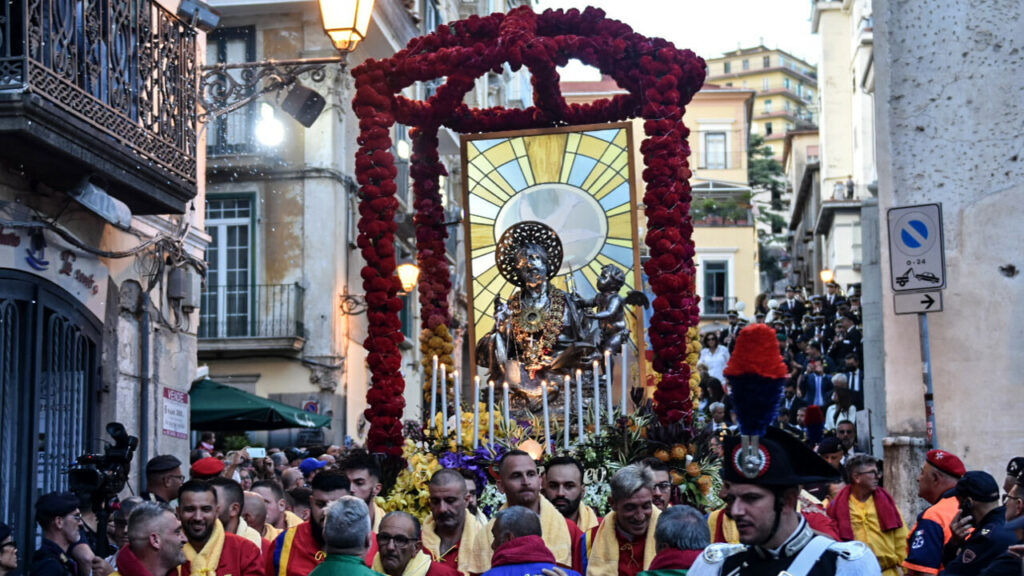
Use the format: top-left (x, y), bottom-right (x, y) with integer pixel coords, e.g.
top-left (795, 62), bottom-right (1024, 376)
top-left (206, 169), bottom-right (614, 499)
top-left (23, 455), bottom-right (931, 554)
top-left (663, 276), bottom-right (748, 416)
top-left (440, 363), bottom-right (448, 436)
top-left (576, 369), bottom-right (584, 446)
top-left (541, 381), bottom-right (551, 455)
top-left (430, 355), bottom-right (438, 433)
top-left (503, 382), bottom-right (510, 440)
top-left (621, 341), bottom-right (628, 413)
top-left (605, 349), bottom-right (613, 420)
top-left (488, 380), bottom-right (495, 446)
top-left (592, 360), bottom-right (601, 432)
top-left (473, 376), bottom-right (481, 450)
top-left (454, 370), bottom-right (462, 447)
top-left (563, 375), bottom-right (571, 450)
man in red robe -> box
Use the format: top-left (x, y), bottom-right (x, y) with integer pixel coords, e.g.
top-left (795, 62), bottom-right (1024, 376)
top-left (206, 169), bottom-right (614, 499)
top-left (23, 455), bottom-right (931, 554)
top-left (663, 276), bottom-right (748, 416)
top-left (111, 502), bottom-right (187, 576)
top-left (265, 471), bottom-right (351, 576)
top-left (177, 481), bottom-right (263, 576)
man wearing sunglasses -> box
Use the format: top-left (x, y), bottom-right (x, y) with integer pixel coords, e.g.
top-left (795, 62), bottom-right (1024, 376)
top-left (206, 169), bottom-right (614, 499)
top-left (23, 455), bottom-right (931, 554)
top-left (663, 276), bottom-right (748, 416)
top-left (373, 512), bottom-right (456, 576)
top-left (30, 492), bottom-right (82, 576)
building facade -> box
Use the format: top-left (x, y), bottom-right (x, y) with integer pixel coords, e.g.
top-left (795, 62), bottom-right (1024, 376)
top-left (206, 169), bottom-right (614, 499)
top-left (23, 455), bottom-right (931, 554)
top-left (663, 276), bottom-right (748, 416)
top-left (0, 0), bottom-right (205, 550)
top-left (705, 46), bottom-right (818, 159)
top-left (198, 0), bottom-right (532, 446)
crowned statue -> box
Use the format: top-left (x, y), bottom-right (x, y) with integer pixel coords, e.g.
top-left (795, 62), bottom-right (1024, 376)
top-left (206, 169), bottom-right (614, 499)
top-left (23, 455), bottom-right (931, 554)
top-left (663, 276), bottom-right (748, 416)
top-left (475, 221), bottom-right (647, 413)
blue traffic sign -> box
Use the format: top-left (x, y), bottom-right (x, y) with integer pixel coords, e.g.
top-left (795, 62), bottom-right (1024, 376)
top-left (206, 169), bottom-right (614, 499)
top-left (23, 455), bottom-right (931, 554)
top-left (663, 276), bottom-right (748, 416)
top-left (888, 204), bottom-right (945, 292)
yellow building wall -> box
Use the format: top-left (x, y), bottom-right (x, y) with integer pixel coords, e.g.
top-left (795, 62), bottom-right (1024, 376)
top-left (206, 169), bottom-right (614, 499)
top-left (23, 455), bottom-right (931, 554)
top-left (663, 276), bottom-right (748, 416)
top-left (693, 225), bottom-right (761, 324)
top-left (687, 92), bottom-right (753, 184)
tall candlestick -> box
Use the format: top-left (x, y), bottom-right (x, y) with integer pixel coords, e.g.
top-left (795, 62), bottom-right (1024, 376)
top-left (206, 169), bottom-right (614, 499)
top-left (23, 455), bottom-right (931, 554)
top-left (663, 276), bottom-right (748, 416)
top-left (563, 375), bottom-right (571, 450)
top-left (454, 370), bottom-right (462, 447)
top-left (541, 381), bottom-right (551, 455)
top-left (430, 355), bottom-right (438, 433)
top-left (488, 380), bottom-right (495, 446)
top-left (605, 349), bottom-right (613, 420)
top-left (621, 341), bottom-right (628, 413)
top-left (440, 363), bottom-right (448, 436)
top-left (592, 360), bottom-right (601, 433)
top-left (473, 376), bottom-right (481, 450)
top-left (503, 382), bottom-right (511, 440)
top-left (576, 369), bottom-right (584, 446)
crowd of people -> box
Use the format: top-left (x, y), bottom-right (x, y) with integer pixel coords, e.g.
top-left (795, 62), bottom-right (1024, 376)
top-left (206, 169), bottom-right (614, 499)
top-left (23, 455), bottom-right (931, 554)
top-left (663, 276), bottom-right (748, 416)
top-left (699, 283), bottom-right (866, 448)
top-left (10, 432), bottom-right (1023, 576)
top-left (3, 300), bottom-right (1021, 576)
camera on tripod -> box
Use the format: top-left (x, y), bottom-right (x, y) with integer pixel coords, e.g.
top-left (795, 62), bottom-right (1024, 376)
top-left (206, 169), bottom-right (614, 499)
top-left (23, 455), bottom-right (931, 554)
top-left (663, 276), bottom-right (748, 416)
top-left (68, 422), bottom-right (139, 498)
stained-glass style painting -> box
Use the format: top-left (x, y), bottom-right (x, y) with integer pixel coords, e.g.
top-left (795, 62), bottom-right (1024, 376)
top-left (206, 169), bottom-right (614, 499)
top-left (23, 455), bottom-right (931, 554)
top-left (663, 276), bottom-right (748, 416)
top-left (461, 122), bottom-right (643, 362)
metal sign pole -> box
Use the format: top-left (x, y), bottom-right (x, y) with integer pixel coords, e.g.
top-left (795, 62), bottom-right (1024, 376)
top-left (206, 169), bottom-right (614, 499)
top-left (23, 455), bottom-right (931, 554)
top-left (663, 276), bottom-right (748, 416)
top-left (918, 312), bottom-right (938, 447)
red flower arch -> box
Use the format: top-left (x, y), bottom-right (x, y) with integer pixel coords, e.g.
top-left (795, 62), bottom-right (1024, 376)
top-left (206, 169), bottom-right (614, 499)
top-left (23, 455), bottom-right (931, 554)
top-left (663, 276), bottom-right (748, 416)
top-left (351, 5), bottom-right (706, 456)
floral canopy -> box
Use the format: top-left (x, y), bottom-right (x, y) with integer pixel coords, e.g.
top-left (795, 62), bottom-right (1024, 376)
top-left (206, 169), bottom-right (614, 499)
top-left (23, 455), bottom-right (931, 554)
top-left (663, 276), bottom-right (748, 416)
top-left (350, 5), bottom-right (706, 456)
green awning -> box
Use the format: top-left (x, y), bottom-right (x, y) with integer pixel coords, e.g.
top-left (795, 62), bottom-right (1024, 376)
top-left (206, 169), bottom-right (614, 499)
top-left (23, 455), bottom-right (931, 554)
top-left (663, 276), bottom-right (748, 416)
top-left (189, 379), bottom-right (331, 431)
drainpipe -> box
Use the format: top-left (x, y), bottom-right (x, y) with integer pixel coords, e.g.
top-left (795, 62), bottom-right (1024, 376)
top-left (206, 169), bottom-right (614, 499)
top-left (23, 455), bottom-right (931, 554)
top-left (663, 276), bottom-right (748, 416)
top-left (139, 296), bottom-right (151, 491)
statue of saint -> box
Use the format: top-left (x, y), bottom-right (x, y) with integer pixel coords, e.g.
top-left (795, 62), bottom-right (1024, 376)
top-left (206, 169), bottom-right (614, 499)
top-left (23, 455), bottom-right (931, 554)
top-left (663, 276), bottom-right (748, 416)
top-left (475, 222), bottom-right (592, 408)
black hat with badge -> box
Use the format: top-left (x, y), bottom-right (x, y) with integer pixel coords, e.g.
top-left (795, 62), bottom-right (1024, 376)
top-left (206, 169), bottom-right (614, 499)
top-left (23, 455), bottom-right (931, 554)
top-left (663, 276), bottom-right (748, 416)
top-left (943, 471), bottom-right (1001, 503)
top-left (721, 324), bottom-right (841, 487)
top-left (36, 491), bottom-right (80, 518)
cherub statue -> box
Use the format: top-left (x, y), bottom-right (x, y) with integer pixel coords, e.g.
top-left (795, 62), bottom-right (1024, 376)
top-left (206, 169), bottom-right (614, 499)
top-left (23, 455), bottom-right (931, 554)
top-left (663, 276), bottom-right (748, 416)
top-left (580, 264), bottom-right (649, 358)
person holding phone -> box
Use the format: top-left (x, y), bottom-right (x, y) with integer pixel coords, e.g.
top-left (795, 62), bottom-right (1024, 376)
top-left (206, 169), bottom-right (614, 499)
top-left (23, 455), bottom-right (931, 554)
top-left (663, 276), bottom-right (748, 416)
top-left (940, 472), bottom-right (1016, 576)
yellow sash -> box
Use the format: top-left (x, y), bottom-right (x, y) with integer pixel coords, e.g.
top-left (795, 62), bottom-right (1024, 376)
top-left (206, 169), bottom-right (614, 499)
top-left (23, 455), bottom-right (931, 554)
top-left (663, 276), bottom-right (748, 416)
top-left (586, 509), bottom-right (660, 576)
top-left (421, 513), bottom-right (483, 575)
top-left (373, 502), bottom-right (386, 533)
top-left (576, 505), bottom-right (601, 533)
top-left (463, 498), bottom-right (574, 574)
top-left (285, 511), bottom-right (303, 528)
top-left (236, 518), bottom-right (263, 549)
top-left (184, 519), bottom-right (227, 576)
top-left (708, 508), bottom-right (739, 544)
top-left (373, 549), bottom-right (432, 576)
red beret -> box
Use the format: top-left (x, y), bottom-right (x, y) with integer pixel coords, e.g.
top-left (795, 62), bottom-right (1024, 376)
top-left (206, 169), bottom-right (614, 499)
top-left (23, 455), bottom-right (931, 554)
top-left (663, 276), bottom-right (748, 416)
top-left (191, 456), bottom-right (225, 478)
top-left (927, 449), bottom-right (965, 478)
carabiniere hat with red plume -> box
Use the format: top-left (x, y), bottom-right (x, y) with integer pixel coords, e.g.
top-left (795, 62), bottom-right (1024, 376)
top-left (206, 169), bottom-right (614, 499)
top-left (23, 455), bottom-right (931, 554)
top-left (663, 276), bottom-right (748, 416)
top-left (722, 324), bottom-right (840, 486)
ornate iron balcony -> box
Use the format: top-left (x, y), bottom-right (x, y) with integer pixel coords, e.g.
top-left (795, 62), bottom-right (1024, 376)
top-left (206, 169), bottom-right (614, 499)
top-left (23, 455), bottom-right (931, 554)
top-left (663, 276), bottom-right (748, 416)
top-left (0, 0), bottom-right (199, 214)
top-left (198, 284), bottom-right (306, 356)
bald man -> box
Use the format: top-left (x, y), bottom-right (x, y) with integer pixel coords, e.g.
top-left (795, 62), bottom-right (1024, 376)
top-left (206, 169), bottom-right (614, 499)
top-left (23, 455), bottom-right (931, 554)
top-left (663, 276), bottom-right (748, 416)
top-left (423, 470), bottom-right (485, 575)
top-left (242, 492), bottom-right (273, 557)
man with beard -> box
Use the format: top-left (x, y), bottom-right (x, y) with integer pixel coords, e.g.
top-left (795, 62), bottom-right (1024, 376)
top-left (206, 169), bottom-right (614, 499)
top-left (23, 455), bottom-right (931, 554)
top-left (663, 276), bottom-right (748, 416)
top-left (641, 458), bottom-right (674, 512)
top-left (340, 451), bottom-right (386, 532)
top-left (110, 502), bottom-right (187, 576)
top-left (464, 451), bottom-right (585, 575)
top-left (458, 471), bottom-right (487, 526)
top-left (422, 470), bottom-right (483, 575)
top-left (177, 481), bottom-right (263, 576)
top-left (543, 457), bottom-right (601, 532)
top-left (207, 478), bottom-right (264, 550)
top-left (308, 497), bottom-right (381, 576)
top-left (266, 471), bottom-right (350, 576)
top-left (373, 512), bottom-right (457, 576)
top-left (585, 464), bottom-right (661, 576)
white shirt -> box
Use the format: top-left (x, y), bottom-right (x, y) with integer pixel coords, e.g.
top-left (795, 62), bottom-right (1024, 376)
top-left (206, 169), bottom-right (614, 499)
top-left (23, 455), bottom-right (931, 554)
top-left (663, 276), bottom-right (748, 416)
top-left (699, 346), bottom-right (730, 382)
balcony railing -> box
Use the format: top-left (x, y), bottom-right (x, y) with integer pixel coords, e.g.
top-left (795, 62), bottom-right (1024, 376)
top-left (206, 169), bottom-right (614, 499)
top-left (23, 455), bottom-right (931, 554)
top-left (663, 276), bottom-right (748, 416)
top-left (0, 0), bottom-right (198, 212)
top-left (199, 284), bottom-right (304, 340)
top-left (703, 295), bottom-right (738, 317)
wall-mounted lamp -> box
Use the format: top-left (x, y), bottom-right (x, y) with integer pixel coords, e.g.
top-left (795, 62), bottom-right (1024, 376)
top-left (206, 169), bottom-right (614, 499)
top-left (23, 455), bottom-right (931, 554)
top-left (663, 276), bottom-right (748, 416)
top-left (200, 0), bottom-right (376, 124)
top-left (339, 261), bottom-right (420, 315)
top-left (396, 261), bottom-right (420, 294)
top-left (819, 269), bottom-right (834, 284)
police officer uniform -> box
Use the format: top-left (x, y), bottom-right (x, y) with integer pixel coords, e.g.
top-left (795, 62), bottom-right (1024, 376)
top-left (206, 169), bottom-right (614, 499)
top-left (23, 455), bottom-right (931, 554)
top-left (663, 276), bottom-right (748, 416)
top-left (30, 492), bottom-right (80, 576)
top-left (686, 324), bottom-right (881, 576)
top-left (940, 472), bottom-right (1017, 576)
top-left (141, 454), bottom-right (182, 503)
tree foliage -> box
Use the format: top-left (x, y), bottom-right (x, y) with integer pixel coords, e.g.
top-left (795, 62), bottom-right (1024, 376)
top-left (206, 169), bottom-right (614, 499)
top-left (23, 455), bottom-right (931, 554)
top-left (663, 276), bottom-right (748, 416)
top-left (748, 134), bottom-right (788, 284)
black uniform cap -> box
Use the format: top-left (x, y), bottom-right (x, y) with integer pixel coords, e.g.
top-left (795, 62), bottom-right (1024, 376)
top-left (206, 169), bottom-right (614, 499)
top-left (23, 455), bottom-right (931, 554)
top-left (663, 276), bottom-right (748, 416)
top-left (36, 492), bottom-right (79, 517)
top-left (723, 427), bottom-right (841, 486)
top-left (146, 454), bottom-right (182, 474)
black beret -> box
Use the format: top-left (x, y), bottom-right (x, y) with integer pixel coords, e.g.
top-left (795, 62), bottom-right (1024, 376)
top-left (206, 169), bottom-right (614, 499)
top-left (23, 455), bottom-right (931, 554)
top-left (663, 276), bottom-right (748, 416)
top-left (146, 454), bottom-right (182, 474)
top-left (36, 491), bottom-right (79, 517)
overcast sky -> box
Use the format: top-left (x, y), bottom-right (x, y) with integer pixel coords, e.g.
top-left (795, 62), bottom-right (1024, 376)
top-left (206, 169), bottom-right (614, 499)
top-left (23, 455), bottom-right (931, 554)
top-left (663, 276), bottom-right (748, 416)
top-left (532, 0), bottom-right (819, 79)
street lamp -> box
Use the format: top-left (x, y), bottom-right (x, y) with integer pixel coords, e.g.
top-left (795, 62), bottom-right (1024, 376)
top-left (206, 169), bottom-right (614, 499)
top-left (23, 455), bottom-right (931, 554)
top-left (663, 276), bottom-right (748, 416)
top-left (396, 262), bottom-right (421, 294)
top-left (339, 261), bottom-right (420, 316)
top-left (819, 269), bottom-right (834, 285)
top-left (200, 0), bottom-right (376, 122)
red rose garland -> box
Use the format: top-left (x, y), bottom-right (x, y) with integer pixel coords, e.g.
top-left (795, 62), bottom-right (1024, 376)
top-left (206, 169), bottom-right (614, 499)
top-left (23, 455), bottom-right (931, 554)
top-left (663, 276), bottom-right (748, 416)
top-left (352, 6), bottom-right (706, 454)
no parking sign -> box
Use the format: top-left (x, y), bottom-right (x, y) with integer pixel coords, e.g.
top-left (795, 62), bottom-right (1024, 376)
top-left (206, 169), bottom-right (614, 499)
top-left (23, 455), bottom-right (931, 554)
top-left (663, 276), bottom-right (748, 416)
top-left (887, 203), bottom-right (946, 292)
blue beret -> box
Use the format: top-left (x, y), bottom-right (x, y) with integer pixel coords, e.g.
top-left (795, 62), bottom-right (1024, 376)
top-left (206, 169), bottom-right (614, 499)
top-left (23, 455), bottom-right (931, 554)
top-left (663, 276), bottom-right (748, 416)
top-left (36, 491), bottom-right (79, 517)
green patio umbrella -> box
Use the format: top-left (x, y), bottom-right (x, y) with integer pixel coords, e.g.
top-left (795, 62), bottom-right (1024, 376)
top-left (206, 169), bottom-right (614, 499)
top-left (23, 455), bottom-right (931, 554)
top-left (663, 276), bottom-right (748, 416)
top-left (189, 378), bottom-right (331, 431)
